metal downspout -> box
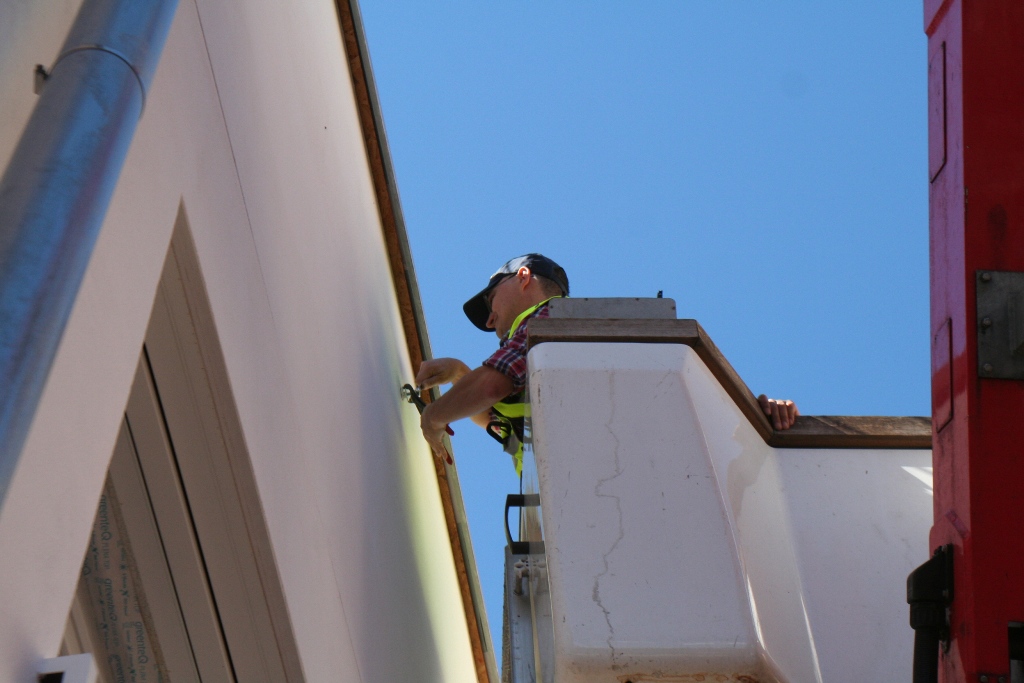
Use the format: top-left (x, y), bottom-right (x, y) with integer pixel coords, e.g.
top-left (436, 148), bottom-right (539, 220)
top-left (0, 0), bottom-right (178, 504)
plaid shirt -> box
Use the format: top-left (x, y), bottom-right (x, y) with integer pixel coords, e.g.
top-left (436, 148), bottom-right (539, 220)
top-left (482, 302), bottom-right (551, 394)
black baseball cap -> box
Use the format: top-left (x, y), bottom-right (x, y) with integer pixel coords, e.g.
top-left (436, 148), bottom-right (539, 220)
top-left (463, 254), bottom-right (570, 331)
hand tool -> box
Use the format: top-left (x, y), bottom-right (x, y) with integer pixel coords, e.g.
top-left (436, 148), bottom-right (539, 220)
top-left (401, 384), bottom-right (454, 464)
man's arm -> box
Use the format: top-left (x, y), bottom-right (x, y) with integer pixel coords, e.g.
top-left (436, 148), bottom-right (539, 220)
top-left (420, 365), bottom-right (513, 459)
top-left (415, 357), bottom-right (499, 428)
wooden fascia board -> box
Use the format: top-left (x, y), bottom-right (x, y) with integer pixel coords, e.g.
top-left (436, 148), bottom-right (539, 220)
top-left (334, 3), bottom-right (496, 682)
top-left (527, 318), bottom-right (932, 450)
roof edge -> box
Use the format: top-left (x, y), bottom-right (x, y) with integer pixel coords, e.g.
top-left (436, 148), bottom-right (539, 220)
top-left (334, 3), bottom-right (498, 681)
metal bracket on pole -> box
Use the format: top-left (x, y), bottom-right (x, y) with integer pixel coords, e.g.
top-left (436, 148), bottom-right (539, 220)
top-left (977, 271), bottom-right (1024, 379)
top-left (33, 65), bottom-right (50, 94)
top-left (908, 544), bottom-right (954, 683)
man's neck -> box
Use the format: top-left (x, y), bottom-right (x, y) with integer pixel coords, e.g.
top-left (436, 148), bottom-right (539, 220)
top-left (506, 295), bottom-right (560, 339)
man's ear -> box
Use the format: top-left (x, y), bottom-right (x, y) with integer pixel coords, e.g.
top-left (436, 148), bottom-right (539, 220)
top-left (517, 266), bottom-right (532, 290)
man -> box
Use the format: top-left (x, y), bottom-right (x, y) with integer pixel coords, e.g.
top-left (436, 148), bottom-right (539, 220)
top-left (416, 254), bottom-right (563, 474)
top-left (416, 253), bottom-right (798, 471)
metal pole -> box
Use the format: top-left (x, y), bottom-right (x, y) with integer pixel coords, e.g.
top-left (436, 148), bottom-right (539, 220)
top-left (0, 0), bottom-right (178, 504)
top-left (922, 1), bottom-right (1024, 680)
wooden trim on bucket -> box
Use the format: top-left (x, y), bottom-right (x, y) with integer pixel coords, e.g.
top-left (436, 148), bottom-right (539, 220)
top-left (527, 317), bottom-right (931, 450)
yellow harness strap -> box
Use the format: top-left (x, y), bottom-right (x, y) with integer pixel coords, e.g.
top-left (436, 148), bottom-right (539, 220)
top-left (491, 296), bottom-right (564, 476)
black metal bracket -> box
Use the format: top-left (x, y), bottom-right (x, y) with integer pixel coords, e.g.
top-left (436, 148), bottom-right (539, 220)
top-left (977, 270), bottom-right (1024, 379)
top-left (505, 493), bottom-right (543, 555)
top-left (908, 544), bottom-right (954, 683)
top-left (33, 64), bottom-right (50, 95)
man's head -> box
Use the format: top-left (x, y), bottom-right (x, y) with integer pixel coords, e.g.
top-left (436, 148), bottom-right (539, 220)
top-left (464, 254), bottom-right (569, 336)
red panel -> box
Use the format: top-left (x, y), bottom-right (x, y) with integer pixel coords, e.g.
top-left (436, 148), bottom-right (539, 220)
top-left (928, 1), bottom-right (1024, 680)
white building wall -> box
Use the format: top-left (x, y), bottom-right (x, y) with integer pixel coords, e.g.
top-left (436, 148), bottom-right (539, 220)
top-left (0, 1), bottom-right (476, 681)
top-left (0, 1), bottom-right (82, 172)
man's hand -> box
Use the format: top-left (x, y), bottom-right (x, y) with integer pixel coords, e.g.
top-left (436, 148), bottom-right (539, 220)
top-left (418, 365), bottom-right (514, 462)
top-left (758, 394), bottom-right (799, 430)
top-left (420, 411), bottom-right (453, 464)
top-left (415, 358), bottom-right (471, 391)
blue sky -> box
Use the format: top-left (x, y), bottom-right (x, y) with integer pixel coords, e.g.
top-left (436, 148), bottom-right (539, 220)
top-left (359, 1), bottom-right (928, 658)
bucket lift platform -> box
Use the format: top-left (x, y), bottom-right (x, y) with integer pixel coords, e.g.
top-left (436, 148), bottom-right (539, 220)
top-left (502, 299), bottom-right (932, 683)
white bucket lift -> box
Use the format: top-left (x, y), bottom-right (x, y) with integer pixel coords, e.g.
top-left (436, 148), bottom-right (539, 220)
top-left (503, 300), bottom-right (932, 683)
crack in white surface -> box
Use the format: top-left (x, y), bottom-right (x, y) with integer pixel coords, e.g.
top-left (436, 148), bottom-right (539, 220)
top-left (592, 371), bottom-right (625, 662)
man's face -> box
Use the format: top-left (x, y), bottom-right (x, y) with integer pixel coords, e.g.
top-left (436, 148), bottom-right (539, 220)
top-left (485, 272), bottom-right (522, 338)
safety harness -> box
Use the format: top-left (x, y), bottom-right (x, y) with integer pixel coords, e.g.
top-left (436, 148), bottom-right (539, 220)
top-left (486, 297), bottom-right (561, 475)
